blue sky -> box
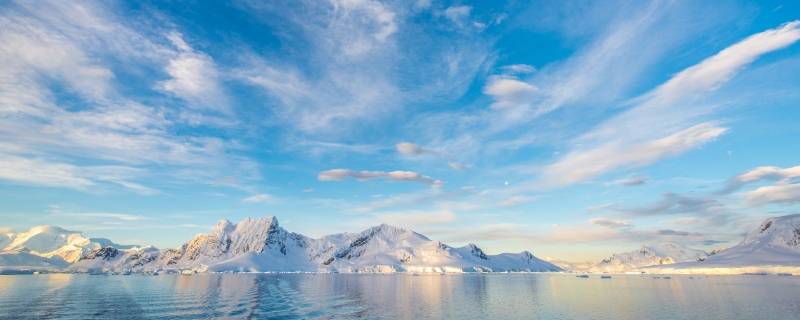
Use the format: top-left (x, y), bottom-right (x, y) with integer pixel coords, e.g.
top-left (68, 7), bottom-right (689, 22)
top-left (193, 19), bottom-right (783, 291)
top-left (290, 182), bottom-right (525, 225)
top-left (1, 0), bottom-right (799, 261)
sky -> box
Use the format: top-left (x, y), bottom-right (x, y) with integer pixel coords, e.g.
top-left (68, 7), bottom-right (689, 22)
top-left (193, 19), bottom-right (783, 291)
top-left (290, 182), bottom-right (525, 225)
top-left (1, 0), bottom-right (799, 262)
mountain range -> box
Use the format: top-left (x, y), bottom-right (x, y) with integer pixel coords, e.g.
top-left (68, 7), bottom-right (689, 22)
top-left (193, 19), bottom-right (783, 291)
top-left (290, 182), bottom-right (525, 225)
top-left (1, 216), bottom-right (561, 274)
top-left (3, 214), bottom-right (800, 274)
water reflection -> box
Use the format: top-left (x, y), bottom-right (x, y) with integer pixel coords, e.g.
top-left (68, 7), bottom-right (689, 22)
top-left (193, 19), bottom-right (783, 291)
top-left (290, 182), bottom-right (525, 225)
top-left (1, 273), bottom-right (799, 319)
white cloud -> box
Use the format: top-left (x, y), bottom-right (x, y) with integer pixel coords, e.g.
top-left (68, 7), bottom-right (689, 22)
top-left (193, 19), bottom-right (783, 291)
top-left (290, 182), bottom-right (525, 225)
top-left (718, 164), bottom-right (800, 205)
top-left (395, 142), bottom-right (433, 156)
top-left (498, 195), bottom-right (536, 206)
top-left (332, 0), bottom-right (398, 49)
top-left (158, 32), bottom-right (227, 110)
top-left (745, 184), bottom-right (800, 205)
top-left (318, 169), bottom-right (443, 186)
top-left (541, 122), bottom-right (727, 187)
top-left (611, 192), bottom-right (726, 217)
top-left (0, 154), bottom-right (157, 194)
top-left (723, 165), bottom-right (800, 192)
top-left (0, 155), bottom-right (93, 189)
top-left (540, 20), bottom-right (800, 188)
top-left (589, 218), bottom-right (631, 228)
top-left (447, 161), bottom-right (467, 170)
top-left (482, 75), bottom-right (538, 110)
top-left (611, 176), bottom-right (647, 186)
top-left (242, 193), bottom-right (273, 203)
top-left (500, 64), bottom-right (536, 74)
top-left (0, 1), bottom-right (250, 195)
top-left (239, 0), bottom-right (492, 136)
top-left (238, 0), bottom-right (402, 133)
top-left (444, 5), bottom-right (471, 25)
top-left (502, 2), bottom-right (668, 121)
top-left (55, 212), bottom-right (147, 221)
top-left (645, 20), bottom-right (800, 107)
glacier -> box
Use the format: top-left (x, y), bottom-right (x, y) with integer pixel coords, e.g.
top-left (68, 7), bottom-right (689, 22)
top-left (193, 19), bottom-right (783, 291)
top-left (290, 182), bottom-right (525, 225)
top-left (588, 242), bottom-right (708, 273)
top-left (644, 214), bottom-right (800, 275)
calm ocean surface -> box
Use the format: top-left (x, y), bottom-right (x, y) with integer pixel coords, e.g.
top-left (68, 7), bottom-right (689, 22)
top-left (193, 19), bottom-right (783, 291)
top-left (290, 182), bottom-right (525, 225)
top-left (1, 273), bottom-right (798, 319)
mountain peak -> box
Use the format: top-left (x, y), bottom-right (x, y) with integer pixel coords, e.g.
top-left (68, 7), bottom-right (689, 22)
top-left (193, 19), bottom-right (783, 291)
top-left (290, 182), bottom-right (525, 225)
top-left (236, 216), bottom-right (278, 228)
top-left (212, 219), bottom-right (234, 235)
top-left (741, 214), bottom-right (800, 250)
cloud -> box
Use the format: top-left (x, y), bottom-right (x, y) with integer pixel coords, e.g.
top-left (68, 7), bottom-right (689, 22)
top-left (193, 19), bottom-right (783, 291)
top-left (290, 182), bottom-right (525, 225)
top-left (541, 123), bottom-right (727, 187)
top-left (498, 195), bottom-right (536, 207)
top-left (491, 2), bottom-right (669, 122)
top-left (713, 164), bottom-right (800, 205)
top-left (744, 184), bottom-right (800, 205)
top-left (611, 176), bottom-right (647, 186)
top-left (500, 64), bottom-right (536, 74)
top-left (158, 32), bottom-right (227, 110)
top-left (539, 20), bottom-right (800, 188)
top-left (644, 20), bottom-right (800, 107)
top-left (0, 155), bottom-right (93, 189)
top-left (237, 0), bottom-right (403, 134)
top-left (722, 165), bottom-right (800, 193)
top-left (444, 5), bottom-right (471, 25)
top-left (396, 142), bottom-right (468, 171)
top-left (589, 218), bottom-right (631, 228)
top-left (447, 162), bottom-right (467, 170)
top-left (239, 0), bottom-right (492, 136)
top-left (395, 142), bottom-right (436, 156)
top-left (318, 169), bottom-right (443, 186)
top-left (332, 0), bottom-right (398, 46)
top-left (242, 193), bottom-right (273, 203)
top-left (657, 229), bottom-right (700, 236)
top-left (0, 154), bottom-right (157, 194)
top-left (482, 75), bottom-right (538, 110)
top-left (0, 2), bottom-right (251, 194)
top-left (59, 213), bottom-right (147, 221)
top-left (611, 192), bottom-right (724, 217)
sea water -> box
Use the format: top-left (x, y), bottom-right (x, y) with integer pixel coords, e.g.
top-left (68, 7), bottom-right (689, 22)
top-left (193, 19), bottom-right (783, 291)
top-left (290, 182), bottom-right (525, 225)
top-left (1, 273), bottom-right (798, 319)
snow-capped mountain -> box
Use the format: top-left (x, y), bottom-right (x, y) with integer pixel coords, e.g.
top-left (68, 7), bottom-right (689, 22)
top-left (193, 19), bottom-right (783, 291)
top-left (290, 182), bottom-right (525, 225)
top-left (646, 214), bottom-right (800, 274)
top-left (0, 225), bottom-right (133, 270)
top-left (70, 216), bottom-right (561, 273)
top-left (590, 242), bottom-right (708, 272)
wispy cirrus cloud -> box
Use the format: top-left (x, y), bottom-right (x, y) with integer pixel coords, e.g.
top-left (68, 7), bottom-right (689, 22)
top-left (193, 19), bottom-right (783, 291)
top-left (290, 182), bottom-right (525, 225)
top-left (589, 218), bottom-right (631, 228)
top-left (242, 193), bottom-right (273, 203)
top-left (610, 192), bottom-right (725, 217)
top-left (539, 20), bottom-right (800, 188)
top-left (395, 142), bottom-right (438, 156)
top-left (744, 184), bottom-right (800, 205)
top-left (722, 165), bottom-right (800, 193)
top-left (158, 32), bottom-right (228, 111)
top-left (318, 169), bottom-right (443, 187)
top-left (611, 176), bottom-right (647, 186)
top-left (0, 0), bottom-right (254, 195)
top-left (541, 123), bottom-right (727, 188)
top-left (55, 212), bottom-right (147, 222)
top-left (238, 0), bottom-right (494, 137)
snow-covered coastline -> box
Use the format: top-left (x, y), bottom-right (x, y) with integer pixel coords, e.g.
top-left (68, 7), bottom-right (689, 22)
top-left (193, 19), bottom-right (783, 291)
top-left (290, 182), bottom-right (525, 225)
top-left (2, 216), bottom-right (561, 274)
top-left (3, 214), bottom-right (800, 275)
